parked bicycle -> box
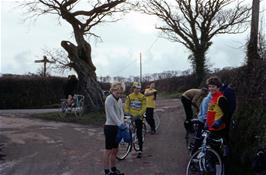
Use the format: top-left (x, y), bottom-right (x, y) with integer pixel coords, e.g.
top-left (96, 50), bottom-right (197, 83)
top-left (186, 130), bottom-right (224, 175)
top-left (185, 118), bottom-right (203, 154)
top-left (59, 94), bottom-right (85, 117)
top-left (116, 115), bottom-right (146, 160)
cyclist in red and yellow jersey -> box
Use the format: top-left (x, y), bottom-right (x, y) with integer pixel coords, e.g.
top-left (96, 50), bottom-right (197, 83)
top-left (206, 77), bottom-right (229, 148)
top-left (206, 76), bottom-right (229, 134)
top-left (124, 82), bottom-right (146, 158)
top-left (206, 76), bottom-right (230, 174)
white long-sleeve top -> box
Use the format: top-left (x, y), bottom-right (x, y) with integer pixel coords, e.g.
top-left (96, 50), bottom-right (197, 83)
top-left (104, 94), bottom-right (124, 126)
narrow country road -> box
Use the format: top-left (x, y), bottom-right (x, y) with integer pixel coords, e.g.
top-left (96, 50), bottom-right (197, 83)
top-left (0, 99), bottom-right (190, 175)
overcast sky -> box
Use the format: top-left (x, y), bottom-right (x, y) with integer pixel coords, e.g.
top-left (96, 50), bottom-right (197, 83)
top-left (1, 0), bottom-right (266, 77)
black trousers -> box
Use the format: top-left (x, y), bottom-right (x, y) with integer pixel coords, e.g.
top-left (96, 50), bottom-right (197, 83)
top-left (135, 118), bottom-right (143, 151)
top-left (181, 96), bottom-right (193, 121)
top-left (146, 108), bottom-right (155, 132)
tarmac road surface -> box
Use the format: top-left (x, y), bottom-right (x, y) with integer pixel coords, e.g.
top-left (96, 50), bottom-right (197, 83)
top-left (0, 99), bottom-right (190, 175)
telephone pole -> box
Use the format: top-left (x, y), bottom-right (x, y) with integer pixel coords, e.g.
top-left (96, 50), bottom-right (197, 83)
top-left (140, 52), bottom-right (142, 83)
top-left (248, 0), bottom-right (261, 65)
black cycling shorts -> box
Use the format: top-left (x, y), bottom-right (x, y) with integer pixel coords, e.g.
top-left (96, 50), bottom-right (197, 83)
top-left (104, 125), bottom-right (119, 149)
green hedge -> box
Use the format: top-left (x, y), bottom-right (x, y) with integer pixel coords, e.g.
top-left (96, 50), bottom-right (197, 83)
top-left (0, 75), bottom-right (111, 109)
top-left (0, 75), bottom-right (66, 109)
top-left (229, 62), bottom-right (266, 169)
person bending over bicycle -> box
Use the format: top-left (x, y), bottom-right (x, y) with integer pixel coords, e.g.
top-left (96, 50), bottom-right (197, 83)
top-left (124, 82), bottom-right (146, 158)
top-left (181, 88), bottom-right (208, 132)
top-left (103, 82), bottom-right (126, 175)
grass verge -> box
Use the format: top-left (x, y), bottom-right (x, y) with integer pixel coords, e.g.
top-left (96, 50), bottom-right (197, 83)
top-left (29, 111), bottom-right (105, 126)
top-left (158, 92), bottom-right (182, 99)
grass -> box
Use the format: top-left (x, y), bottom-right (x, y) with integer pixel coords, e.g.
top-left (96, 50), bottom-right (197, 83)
top-left (29, 111), bottom-right (106, 126)
top-left (158, 92), bottom-right (182, 99)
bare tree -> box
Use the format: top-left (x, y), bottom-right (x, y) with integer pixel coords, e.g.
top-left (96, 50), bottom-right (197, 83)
top-left (42, 48), bottom-right (72, 74)
top-left (21, 0), bottom-right (130, 111)
top-left (140, 0), bottom-right (251, 83)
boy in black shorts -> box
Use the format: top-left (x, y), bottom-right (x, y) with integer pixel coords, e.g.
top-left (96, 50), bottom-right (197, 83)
top-left (103, 82), bottom-right (125, 175)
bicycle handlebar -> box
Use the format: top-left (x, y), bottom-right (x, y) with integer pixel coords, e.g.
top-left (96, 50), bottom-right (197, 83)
top-left (201, 130), bottom-right (224, 146)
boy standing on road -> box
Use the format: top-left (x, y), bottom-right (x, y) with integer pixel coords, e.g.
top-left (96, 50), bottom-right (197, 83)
top-left (103, 82), bottom-right (125, 175)
top-left (124, 82), bottom-right (146, 158)
top-left (144, 82), bottom-right (157, 134)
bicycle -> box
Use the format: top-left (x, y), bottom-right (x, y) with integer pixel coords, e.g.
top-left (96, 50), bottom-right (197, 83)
top-left (186, 130), bottom-right (224, 175)
top-left (116, 115), bottom-right (146, 160)
top-left (185, 118), bottom-right (203, 154)
top-left (59, 94), bottom-right (85, 118)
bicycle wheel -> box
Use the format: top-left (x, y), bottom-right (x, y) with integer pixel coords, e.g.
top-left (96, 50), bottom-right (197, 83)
top-left (116, 140), bottom-right (132, 160)
top-left (185, 129), bottom-right (197, 153)
top-left (133, 125), bottom-right (145, 151)
top-left (186, 148), bottom-right (223, 175)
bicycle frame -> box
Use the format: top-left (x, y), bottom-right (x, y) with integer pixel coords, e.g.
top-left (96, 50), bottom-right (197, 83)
top-left (116, 115), bottom-right (145, 160)
top-left (59, 94), bottom-right (85, 117)
top-left (124, 115), bottom-right (144, 147)
top-left (185, 118), bottom-right (202, 153)
top-left (73, 95), bottom-right (85, 108)
top-left (197, 130), bottom-right (224, 172)
top-left (186, 129), bottom-right (224, 175)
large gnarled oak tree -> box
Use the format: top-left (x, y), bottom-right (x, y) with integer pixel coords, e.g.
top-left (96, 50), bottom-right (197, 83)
top-left (22, 0), bottom-right (128, 111)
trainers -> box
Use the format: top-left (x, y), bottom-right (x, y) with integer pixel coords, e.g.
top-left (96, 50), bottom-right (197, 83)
top-left (137, 151), bottom-right (142, 158)
top-left (150, 130), bottom-right (156, 135)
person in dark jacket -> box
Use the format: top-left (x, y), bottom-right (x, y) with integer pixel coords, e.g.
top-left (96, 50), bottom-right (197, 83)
top-left (64, 75), bottom-right (78, 106)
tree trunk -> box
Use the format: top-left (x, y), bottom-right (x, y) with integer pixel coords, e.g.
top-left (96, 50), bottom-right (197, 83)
top-left (61, 40), bottom-right (104, 112)
top-left (76, 63), bottom-right (104, 112)
top-left (193, 50), bottom-right (206, 85)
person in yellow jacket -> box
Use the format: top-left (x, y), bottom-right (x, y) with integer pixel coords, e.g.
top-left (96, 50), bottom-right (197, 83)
top-left (144, 82), bottom-right (157, 134)
top-left (124, 82), bottom-right (146, 158)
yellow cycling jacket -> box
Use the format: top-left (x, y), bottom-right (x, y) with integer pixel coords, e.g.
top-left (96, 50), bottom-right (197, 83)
top-left (124, 93), bottom-right (146, 118)
top-left (144, 88), bottom-right (157, 108)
